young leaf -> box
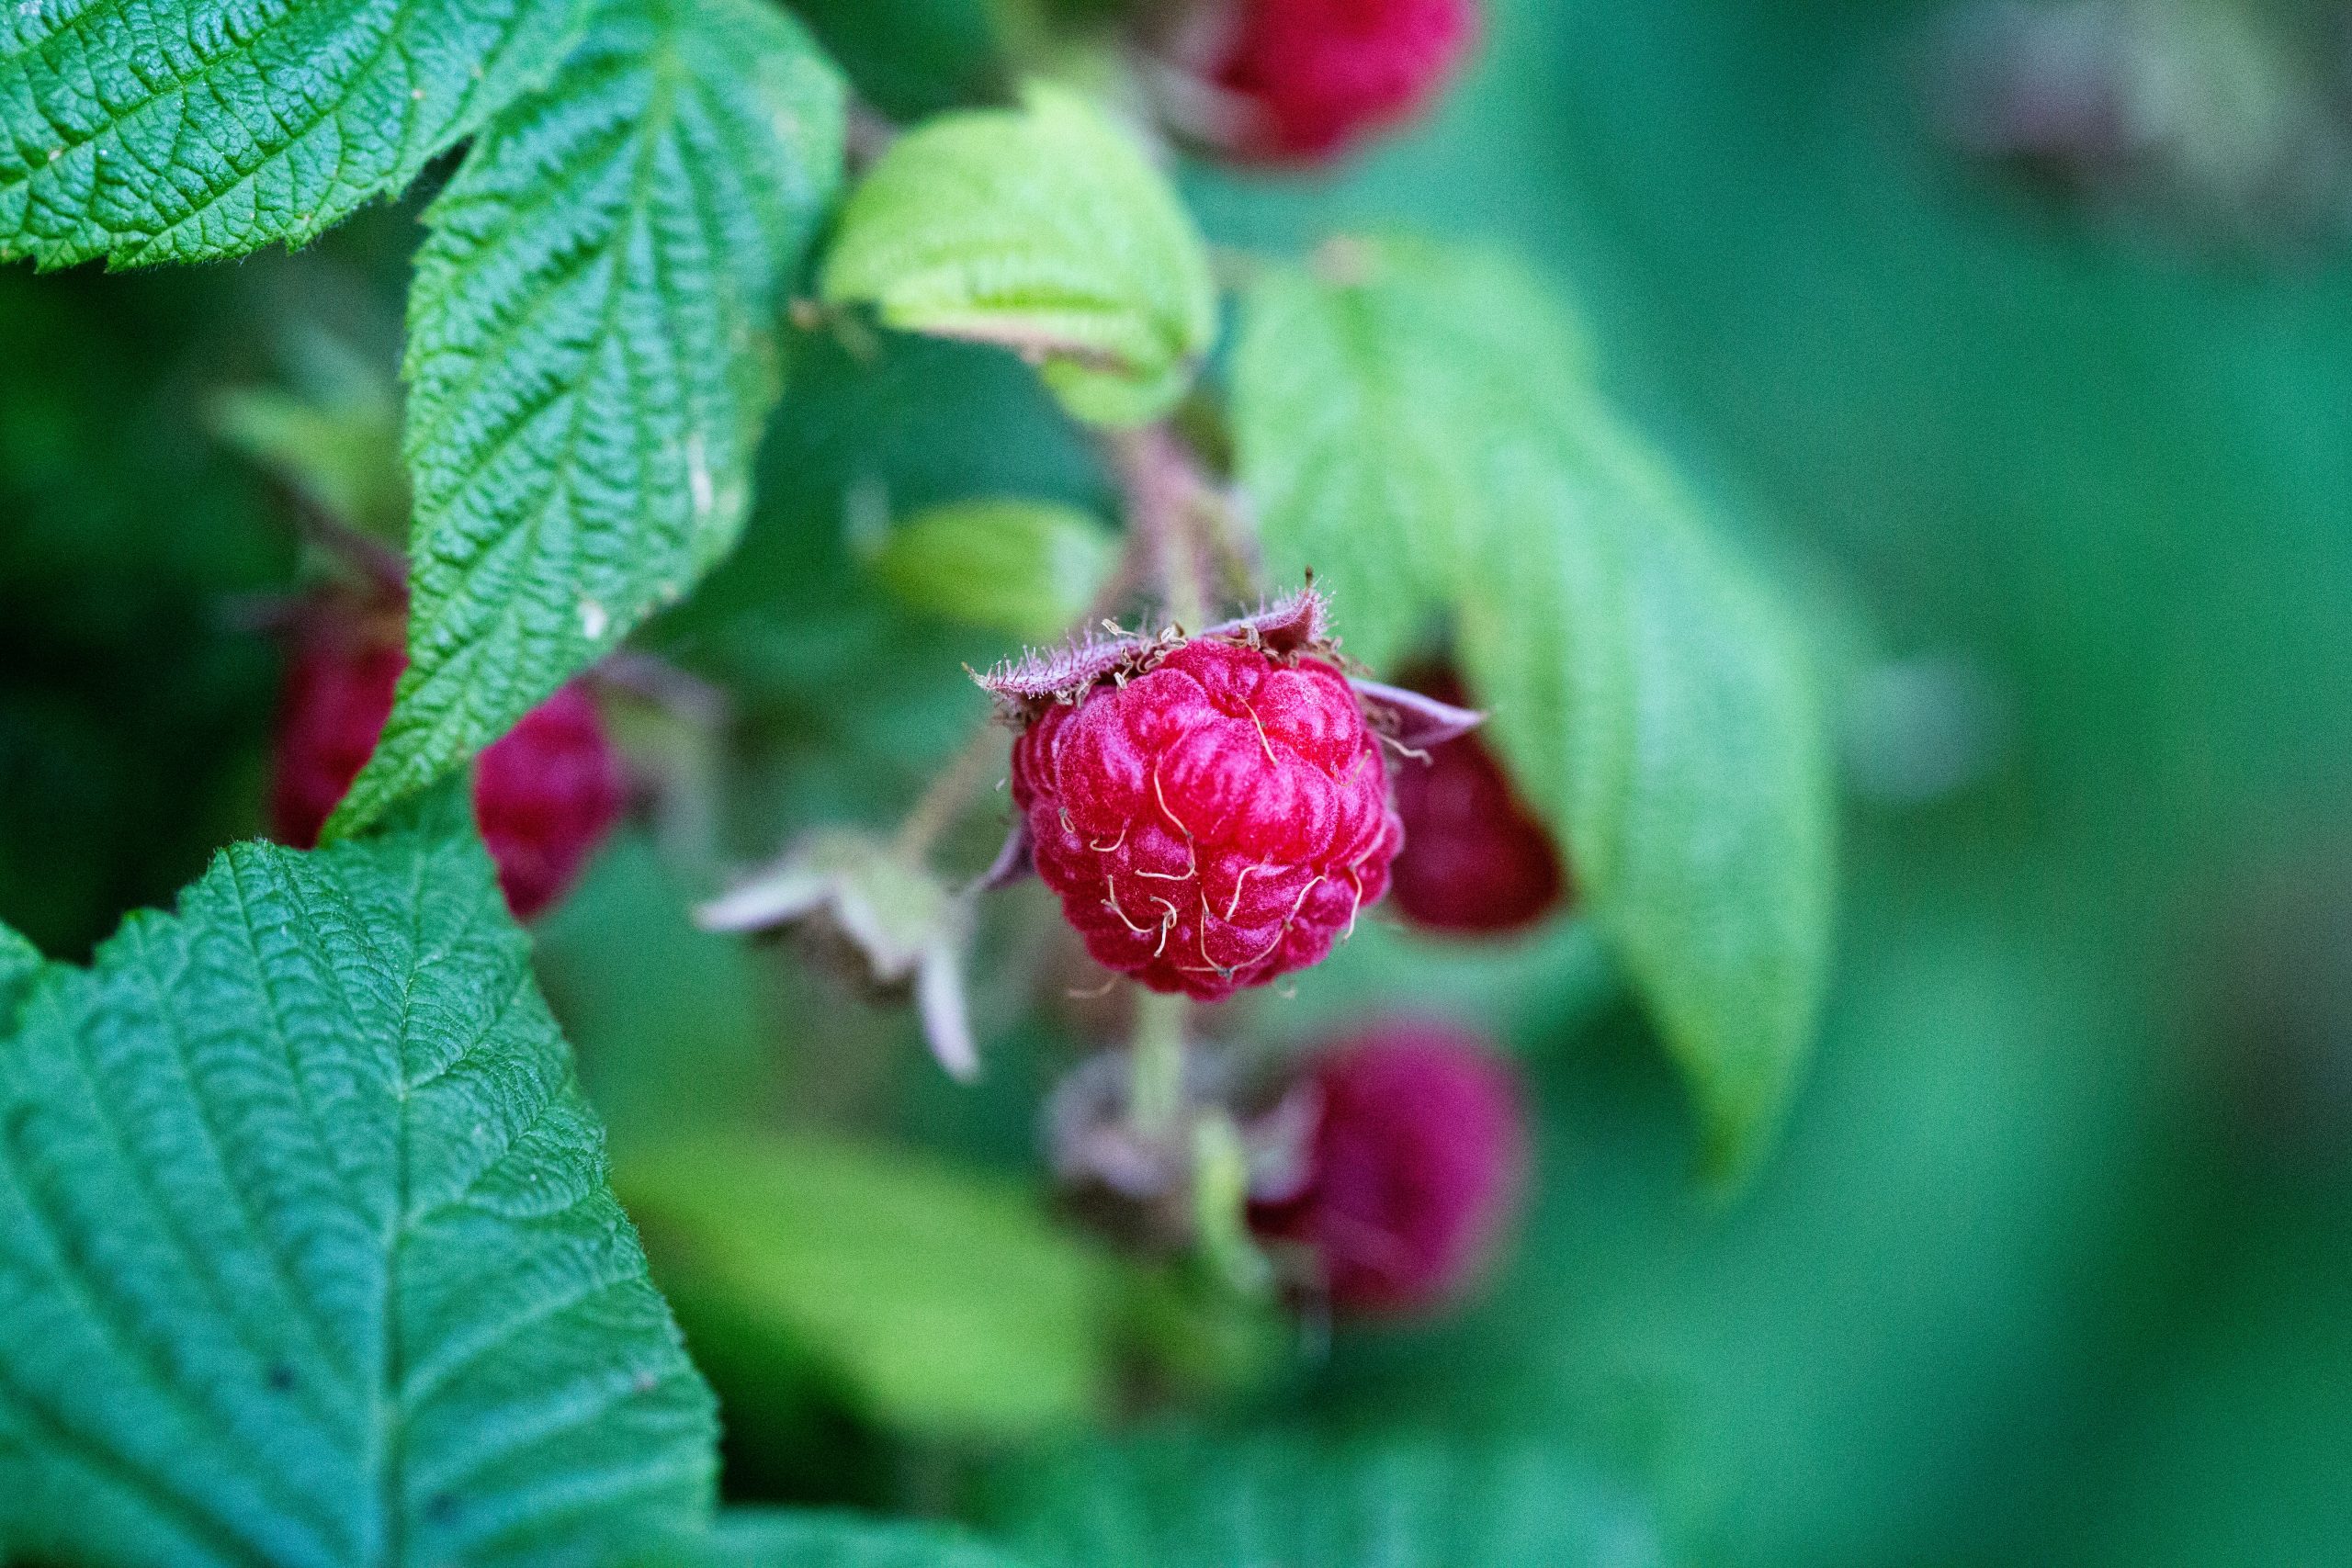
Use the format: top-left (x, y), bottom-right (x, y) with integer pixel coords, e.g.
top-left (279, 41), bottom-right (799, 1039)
top-left (619, 1133), bottom-right (1119, 1440)
top-left (0, 0), bottom-right (586, 268)
top-left (639, 1509), bottom-right (1036, 1568)
top-left (985, 1429), bottom-right (1672, 1567)
top-left (1232, 237), bottom-right (1836, 1178)
top-left (870, 498), bottom-right (1119, 641)
top-left (820, 85), bottom-right (1217, 428)
top-left (326, 0), bottom-right (845, 839)
top-left (0, 790), bottom-right (717, 1566)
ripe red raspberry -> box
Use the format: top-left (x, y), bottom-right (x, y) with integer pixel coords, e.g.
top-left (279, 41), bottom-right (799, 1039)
top-left (1388, 666), bottom-right (1567, 934)
top-left (270, 617), bottom-right (624, 921)
top-left (1211, 0), bottom-right (1479, 163)
top-left (992, 601), bottom-right (1401, 1000)
top-left (1250, 1020), bottom-right (1526, 1314)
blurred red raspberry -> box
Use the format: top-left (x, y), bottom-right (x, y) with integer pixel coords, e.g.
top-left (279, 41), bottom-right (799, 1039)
top-left (1387, 666), bottom-right (1567, 934)
top-left (270, 618), bottom-right (623, 920)
top-left (1008, 630), bottom-right (1400, 1000)
top-left (268, 621), bottom-right (407, 854)
top-left (1211, 0), bottom-right (1479, 163)
top-left (1250, 1020), bottom-right (1526, 1313)
top-left (469, 685), bottom-right (625, 920)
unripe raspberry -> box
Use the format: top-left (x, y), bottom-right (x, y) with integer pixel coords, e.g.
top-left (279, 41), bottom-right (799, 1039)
top-left (270, 617), bottom-right (624, 921)
top-left (1210, 0), bottom-right (1479, 163)
top-left (1387, 666), bottom-right (1567, 935)
top-left (989, 599), bottom-right (1401, 1000)
top-left (1250, 1020), bottom-right (1525, 1314)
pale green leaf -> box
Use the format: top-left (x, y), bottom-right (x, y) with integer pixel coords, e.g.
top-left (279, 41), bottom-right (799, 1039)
top-left (1231, 238), bottom-right (1589, 673)
top-left (639, 1509), bottom-right (1036, 1568)
top-left (0, 0), bottom-right (586, 267)
top-left (326, 0), bottom-right (844, 838)
top-left (1233, 236), bottom-right (1836, 1177)
top-left (871, 498), bottom-right (1118, 640)
top-left (820, 84), bottom-right (1216, 428)
top-left (0, 789), bottom-right (718, 1566)
top-left (619, 1133), bottom-right (1118, 1440)
top-left (1456, 405), bottom-right (1837, 1179)
top-left (987, 1429), bottom-right (1673, 1567)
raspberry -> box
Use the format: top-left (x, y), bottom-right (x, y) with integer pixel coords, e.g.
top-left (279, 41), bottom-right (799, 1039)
top-left (269, 620), bottom-right (408, 852)
top-left (1387, 666), bottom-right (1567, 934)
top-left (1211, 0), bottom-right (1479, 163)
top-left (1249, 1020), bottom-right (1525, 1313)
top-left (992, 599), bottom-right (1401, 1000)
top-left (470, 685), bottom-right (626, 921)
top-left (270, 616), bottom-right (624, 921)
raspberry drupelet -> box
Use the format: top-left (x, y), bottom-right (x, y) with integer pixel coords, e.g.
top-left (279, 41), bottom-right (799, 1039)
top-left (987, 594), bottom-right (1402, 1000)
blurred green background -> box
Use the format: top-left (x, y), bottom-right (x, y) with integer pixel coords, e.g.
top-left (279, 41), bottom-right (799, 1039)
top-left (5, 0), bottom-right (2350, 1563)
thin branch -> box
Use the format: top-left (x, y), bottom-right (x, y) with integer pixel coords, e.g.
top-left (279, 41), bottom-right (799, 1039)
top-left (893, 724), bottom-right (1010, 863)
top-left (1104, 423), bottom-right (1222, 631)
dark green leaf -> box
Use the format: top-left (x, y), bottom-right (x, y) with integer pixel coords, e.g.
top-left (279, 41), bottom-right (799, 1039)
top-left (1234, 237), bottom-right (1836, 1177)
top-left (0, 0), bottom-right (586, 267)
top-left (0, 789), bottom-right (717, 1566)
top-left (870, 497), bottom-right (1118, 641)
top-left (820, 84), bottom-right (1216, 428)
top-left (986, 1428), bottom-right (1673, 1567)
top-left (327, 0), bottom-right (844, 837)
top-left (619, 1133), bottom-right (1118, 1439)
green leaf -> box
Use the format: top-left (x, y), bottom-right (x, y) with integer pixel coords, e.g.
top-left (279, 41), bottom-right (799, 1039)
top-left (639, 1509), bottom-right (1036, 1568)
top-left (1232, 238), bottom-right (1589, 674)
top-left (820, 84), bottom-right (1217, 428)
top-left (985, 1429), bottom-right (1673, 1567)
top-left (0, 0), bottom-right (587, 267)
top-left (1233, 237), bottom-right (1836, 1178)
top-left (1457, 421), bottom-right (1837, 1179)
top-left (0, 790), bottom-right (718, 1566)
top-left (211, 332), bottom-right (410, 541)
top-left (325, 0), bottom-right (845, 839)
top-left (870, 497), bottom-right (1119, 641)
top-left (619, 1133), bottom-right (1118, 1440)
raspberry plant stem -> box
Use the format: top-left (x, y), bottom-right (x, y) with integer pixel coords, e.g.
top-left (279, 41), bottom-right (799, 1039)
top-left (1130, 987), bottom-right (1190, 1141)
top-left (1107, 423), bottom-right (1218, 631)
top-left (893, 723), bottom-right (1009, 863)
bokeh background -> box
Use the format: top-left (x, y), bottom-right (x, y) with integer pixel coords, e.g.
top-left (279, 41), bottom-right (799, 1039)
top-left (5, 1), bottom-right (2350, 1563)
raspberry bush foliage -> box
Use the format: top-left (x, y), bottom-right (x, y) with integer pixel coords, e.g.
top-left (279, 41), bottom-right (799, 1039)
top-left (0, 1), bottom-right (1849, 1563)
